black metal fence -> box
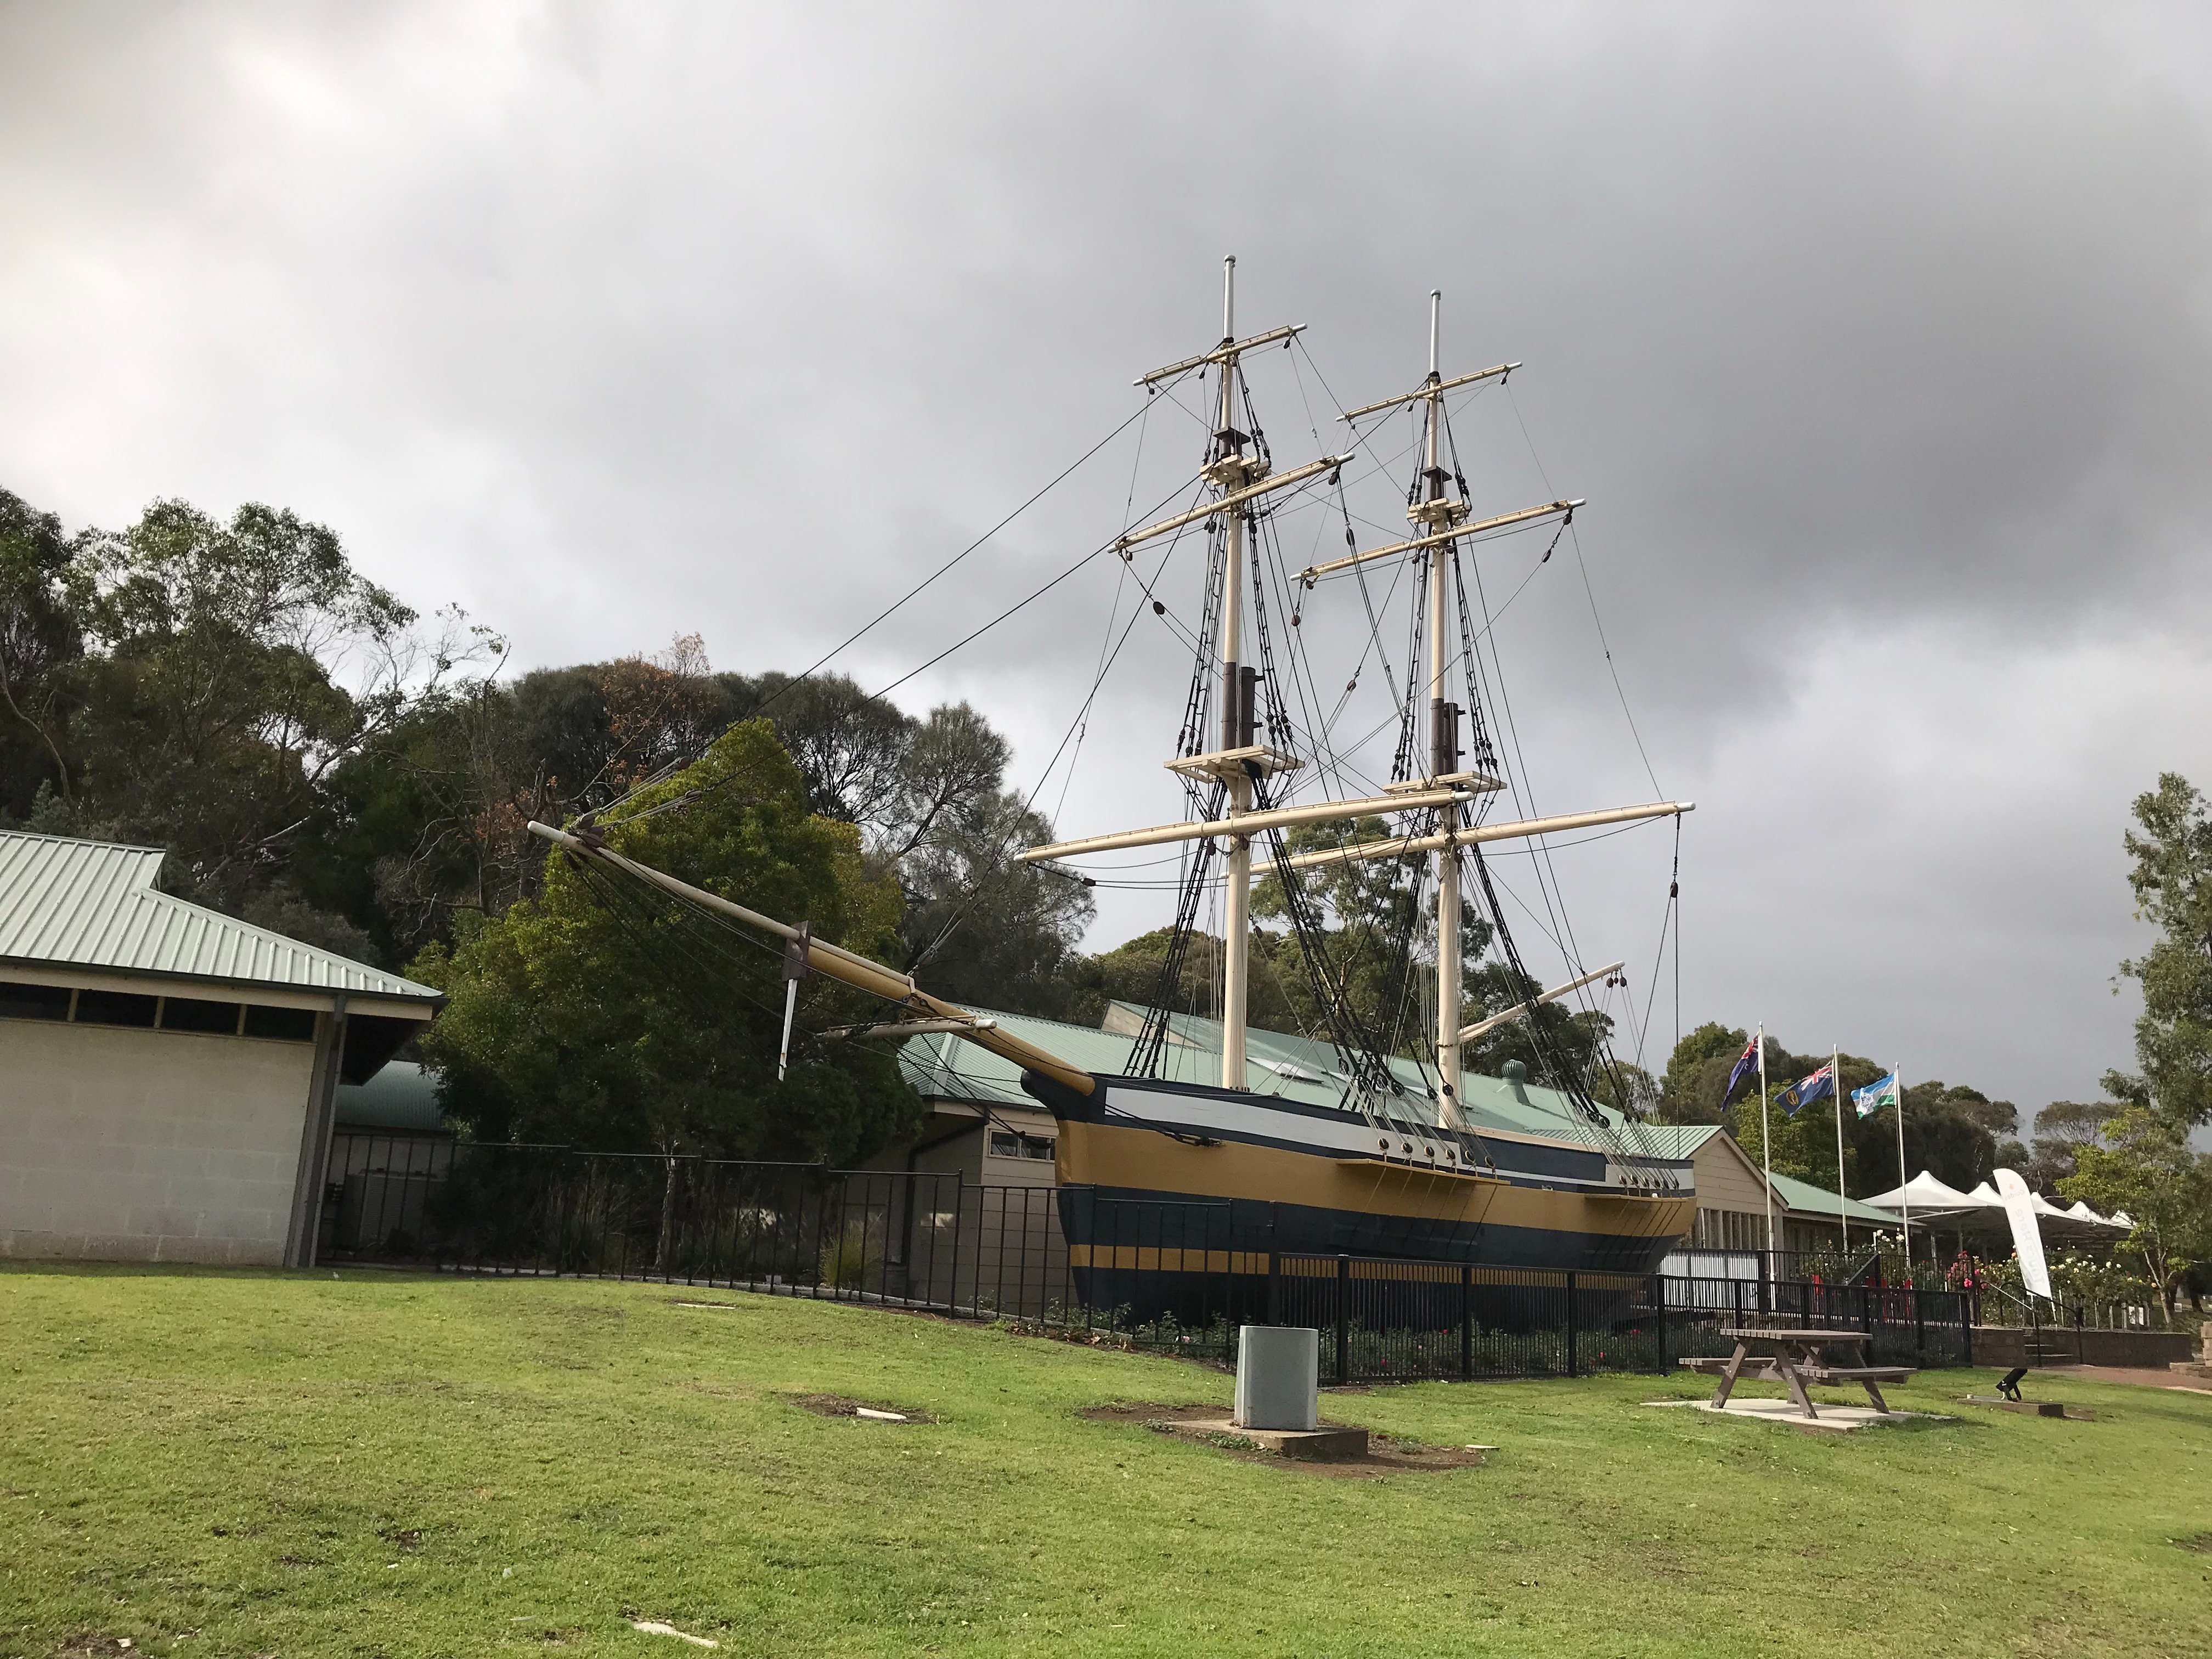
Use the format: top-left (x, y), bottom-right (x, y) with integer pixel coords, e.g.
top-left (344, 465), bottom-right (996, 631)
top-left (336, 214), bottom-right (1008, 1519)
top-left (320, 1139), bottom-right (1974, 1380)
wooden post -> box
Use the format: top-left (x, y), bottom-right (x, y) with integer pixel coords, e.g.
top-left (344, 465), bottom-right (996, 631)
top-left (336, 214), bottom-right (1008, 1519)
top-left (1567, 1272), bottom-right (1580, 1377)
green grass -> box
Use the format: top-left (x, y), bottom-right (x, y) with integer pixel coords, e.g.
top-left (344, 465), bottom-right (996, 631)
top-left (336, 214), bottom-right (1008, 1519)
top-left (2, 1267), bottom-right (2208, 1658)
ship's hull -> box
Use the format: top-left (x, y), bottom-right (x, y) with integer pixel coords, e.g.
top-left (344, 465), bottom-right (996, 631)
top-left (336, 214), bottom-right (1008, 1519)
top-left (1022, 1069), bottom-right (1696, 1327)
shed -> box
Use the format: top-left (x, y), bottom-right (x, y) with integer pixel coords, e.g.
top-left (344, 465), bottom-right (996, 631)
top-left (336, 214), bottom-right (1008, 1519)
top-left (0, 830), bottom-right (442, 1266)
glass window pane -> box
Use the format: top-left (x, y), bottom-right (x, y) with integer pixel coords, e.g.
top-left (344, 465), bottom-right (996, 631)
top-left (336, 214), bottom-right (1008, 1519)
top-left (74, 989), bottom-right (157, 1028)
top-left (0, 983), bottom-right (71, 1021)
top-left (160, 997), bottom-right (242, 1035)
top-left (242, 1005), bottom-right (318, 1042)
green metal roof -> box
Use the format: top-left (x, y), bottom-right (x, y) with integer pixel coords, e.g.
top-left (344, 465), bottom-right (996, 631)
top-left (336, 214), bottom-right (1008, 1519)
top-left (0, 830), bottom-right (439, 1004)
top-left (334, 1061), bottom-right (448, 1132)
top-left (1768, 1170), bottom-right (1898, 1226)
top-left (899, 1000), bottom-right (1707, 1158)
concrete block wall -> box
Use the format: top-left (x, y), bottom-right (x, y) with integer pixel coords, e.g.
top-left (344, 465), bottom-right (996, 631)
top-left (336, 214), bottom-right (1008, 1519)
top-left (0, 1020), bottom-right (317, 1264)
top-left (1970, 1324), bottom-right (2198, 1369)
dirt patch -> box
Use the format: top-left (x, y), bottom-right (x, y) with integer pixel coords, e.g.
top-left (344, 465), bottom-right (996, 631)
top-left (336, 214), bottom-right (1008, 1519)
top-left (788, 1393), bottom-right (937, 1424)
top-left (2177, 1532), bottom-right (2212, 1554)
top-left (49, 1637), bottom-right (138, 1657)
top-left (1080, 1403), bottom-right (1489, 1479)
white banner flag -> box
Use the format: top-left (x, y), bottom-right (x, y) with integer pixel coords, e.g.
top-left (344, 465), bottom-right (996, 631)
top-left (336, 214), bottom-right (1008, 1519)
top-left (1993, 1167), bottom-right (2052, 1302)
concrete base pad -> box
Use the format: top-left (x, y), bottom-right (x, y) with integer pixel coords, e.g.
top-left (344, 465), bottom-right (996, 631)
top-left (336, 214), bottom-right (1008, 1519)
top-left (1647, 1398), bottom-right (1948, 1432)
top-left (1962, 1395), bottom-right (2068, 1417)
top-left (1195, 1418), bottom-right (1369, 1459)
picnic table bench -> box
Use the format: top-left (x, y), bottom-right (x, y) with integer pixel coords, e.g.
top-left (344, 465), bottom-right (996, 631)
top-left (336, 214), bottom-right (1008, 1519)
top-left (1681, 1327), bottom-right (1915, 1418)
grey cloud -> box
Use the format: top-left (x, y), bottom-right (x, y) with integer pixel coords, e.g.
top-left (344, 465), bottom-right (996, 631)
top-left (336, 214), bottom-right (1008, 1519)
top-left (5, 1), bottom-right (2210, 1107)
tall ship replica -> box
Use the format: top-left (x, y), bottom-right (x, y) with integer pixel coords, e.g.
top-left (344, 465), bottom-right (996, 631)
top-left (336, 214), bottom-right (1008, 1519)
top-left (533, 261), bottom-right (1699, 1306)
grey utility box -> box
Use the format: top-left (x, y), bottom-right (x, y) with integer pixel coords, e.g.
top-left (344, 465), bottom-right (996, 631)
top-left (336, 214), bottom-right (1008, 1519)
top-left (1235, 1325), bottom-right (1320, 1430)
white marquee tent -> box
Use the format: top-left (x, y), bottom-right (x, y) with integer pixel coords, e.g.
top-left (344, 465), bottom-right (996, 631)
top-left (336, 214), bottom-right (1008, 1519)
top-left (1860, 1170), bottom-right (2132, 1247)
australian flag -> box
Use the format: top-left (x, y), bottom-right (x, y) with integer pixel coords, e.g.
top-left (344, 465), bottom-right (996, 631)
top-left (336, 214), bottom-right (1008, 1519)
top-left (1777, 1062), bottom-right (1836, 1116)
top-left (1722, 1035), bottom-right (1762, 1103)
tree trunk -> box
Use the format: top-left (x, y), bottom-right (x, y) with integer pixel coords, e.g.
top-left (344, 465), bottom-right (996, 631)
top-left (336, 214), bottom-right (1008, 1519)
top-left (656, 1153), bottom-right (680, 1274)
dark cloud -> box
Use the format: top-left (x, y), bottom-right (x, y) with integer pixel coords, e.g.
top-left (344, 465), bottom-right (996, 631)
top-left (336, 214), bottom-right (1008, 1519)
top-left (5, 1), bottom-right (2209, 1109)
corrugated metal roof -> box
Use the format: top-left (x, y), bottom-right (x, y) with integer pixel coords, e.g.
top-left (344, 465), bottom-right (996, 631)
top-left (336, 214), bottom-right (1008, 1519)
top-left (0, 830), bottom-right (439, 1003)
top-left (900, 1001), bottom-right (1707, 1157)
top-left (336, 1061), bottom-right (447, 1131)
top-left (1768, 1170), bottom-right (1900, 1226)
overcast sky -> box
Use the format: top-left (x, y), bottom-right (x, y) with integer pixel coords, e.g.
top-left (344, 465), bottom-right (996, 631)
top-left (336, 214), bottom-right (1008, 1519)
top-left (7, 1), bottom-right (2212, 1118)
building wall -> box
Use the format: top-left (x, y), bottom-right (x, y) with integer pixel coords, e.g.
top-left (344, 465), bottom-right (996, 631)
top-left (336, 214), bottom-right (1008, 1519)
top-left (0, 1019), bottom-right (316, 1264)
top-left (1969, 1324), bottom-right (2195, 1369)
top-left (1690, 1136), bottom-right (1770, 1248)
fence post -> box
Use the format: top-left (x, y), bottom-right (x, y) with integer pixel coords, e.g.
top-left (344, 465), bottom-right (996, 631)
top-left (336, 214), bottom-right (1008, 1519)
top-left (1732, 1275), bottom-right (1743, 1329)
top-left (1460, 1264), bottom-right (1472, 1381)
top-left (947, 1172), bottom-right (964, 1318)
top-left (1566, 1272), bottom-right (1579, 1378)
top-left (1913, 1285), bottom-right (1926, 1359)
top-left (1960, 1293), bottom-right (1973, 1367)
top-left (1652, 1275), bottom-right (1667, 1374)
top-left (1335, 1255), bottom-right (1351, 1387)
top-left (1267, 1246), bottom-right (1282, 1327)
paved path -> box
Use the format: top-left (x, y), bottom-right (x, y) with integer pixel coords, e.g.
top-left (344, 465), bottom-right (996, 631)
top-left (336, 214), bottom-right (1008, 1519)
top-left (2034, 1363), bottom-right (2211, 1392)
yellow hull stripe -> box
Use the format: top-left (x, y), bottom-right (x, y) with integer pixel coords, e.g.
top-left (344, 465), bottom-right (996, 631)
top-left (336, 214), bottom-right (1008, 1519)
top-left (1058, 1119), bottom-right (1695, 1245)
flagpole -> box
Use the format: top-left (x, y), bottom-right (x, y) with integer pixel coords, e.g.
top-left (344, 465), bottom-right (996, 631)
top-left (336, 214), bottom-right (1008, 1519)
top-left (1757, 1024), bottom-right (1774, 1274)
top-left (1833, 1044), bottom-right (1848, 1258)
top-left (1895, 1063), bottom-right (1910, 1267)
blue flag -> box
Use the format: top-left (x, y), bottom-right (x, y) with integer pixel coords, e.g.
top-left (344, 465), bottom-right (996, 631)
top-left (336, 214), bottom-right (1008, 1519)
top-left (1776, 1062), bottom-right (1835, 1117)
top-left (1722, 1035), bottom-right (1761, 1103)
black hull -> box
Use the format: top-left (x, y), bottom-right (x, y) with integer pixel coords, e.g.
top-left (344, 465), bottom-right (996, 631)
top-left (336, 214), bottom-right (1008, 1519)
top-left (1056, 1182), bottom-right (1668, 1331)
top-left (1019, 1068), bottom-right (1695, 1330)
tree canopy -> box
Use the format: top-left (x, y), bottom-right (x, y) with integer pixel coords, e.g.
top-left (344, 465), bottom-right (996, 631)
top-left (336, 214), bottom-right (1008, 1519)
top-left (414, 721), bottom-right (922, 1163)
top-left (2106, 771), bottom-right (2212, 1126)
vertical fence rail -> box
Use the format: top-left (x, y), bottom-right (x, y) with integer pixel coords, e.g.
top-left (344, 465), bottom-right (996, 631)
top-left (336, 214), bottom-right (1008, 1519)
top-left (313, 1144), bottom-right (1979, 1380)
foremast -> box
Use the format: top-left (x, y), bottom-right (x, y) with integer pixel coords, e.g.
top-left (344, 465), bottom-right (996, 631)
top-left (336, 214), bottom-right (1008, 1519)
top-left (1212, 256), bottom-right (1259, 1091)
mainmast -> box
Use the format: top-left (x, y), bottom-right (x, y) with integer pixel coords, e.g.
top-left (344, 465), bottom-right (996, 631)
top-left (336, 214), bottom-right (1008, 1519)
top-left (1213, 256), bottom-right (1257, 1091)
top-left (1417, 292), bottom-right (1470, 1128)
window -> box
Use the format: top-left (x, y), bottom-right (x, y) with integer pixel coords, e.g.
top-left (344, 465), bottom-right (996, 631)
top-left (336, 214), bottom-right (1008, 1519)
top-left (990, 1130), bottom-right (1055, 1161)
top-left (1694, 1208), bottom-right (1764, 1251)
top-left (73, 989), bottom-right (157, 1028)
top-left (160, 997), bottom-right (242, 1035)
top-left (243, 1005), bottom-right (318, 1042)
top-left (0, 983), bottom-right (71, 1022)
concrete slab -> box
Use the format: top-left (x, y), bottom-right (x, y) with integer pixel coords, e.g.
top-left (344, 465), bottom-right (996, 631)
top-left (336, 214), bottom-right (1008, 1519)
top-left (1190, 1417), bottom-right (1369, 1459)
top-left (1646, 1398), bottom-right (1950, 1432)
top-left (1961, 1395), bottom-right (2068, 1417)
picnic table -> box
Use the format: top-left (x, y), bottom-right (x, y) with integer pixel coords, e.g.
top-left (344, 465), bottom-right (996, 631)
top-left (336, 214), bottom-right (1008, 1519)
top-left (1680, 1327), bottom-right (1915, 1419)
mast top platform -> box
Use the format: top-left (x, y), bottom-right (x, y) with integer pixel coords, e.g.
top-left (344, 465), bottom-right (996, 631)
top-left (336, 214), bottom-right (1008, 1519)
top-left (1166, 744), bottom-right (1305, 784)
top-left (1385, 770), bottom-right (1504, 795)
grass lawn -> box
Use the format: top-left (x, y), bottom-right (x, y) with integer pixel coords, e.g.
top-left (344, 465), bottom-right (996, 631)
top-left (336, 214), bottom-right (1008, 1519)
top-left (3, 1267), bottom-right (2209, 1658)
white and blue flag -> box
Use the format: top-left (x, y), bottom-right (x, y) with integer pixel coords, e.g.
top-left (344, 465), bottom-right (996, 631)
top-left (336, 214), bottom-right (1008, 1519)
top-left (1851, 1071), bottom-right (1899, 1119)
